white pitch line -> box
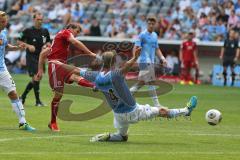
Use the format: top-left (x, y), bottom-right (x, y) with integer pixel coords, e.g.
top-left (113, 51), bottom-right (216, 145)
top-left (188, 133), bottom-right (240, 137)
top-left (0, 133), bottom-right (239, 143)
top-left (0, 151), bottom-right (240, 155)
top-left (0, 133), bottom-right (153, 142)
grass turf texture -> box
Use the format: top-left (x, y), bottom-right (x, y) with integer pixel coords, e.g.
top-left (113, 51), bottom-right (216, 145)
top-left (0, 74), bottom-right (239, 160)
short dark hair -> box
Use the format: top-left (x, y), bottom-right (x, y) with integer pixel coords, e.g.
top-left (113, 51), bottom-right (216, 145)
top-left (147, 15), bottom-right (157, 23)
top-left (66, 23), bottom-right (82, 31)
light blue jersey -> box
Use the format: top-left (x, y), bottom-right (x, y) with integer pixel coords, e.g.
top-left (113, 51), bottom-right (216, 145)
top-left (135, 29), bottom-right (159, 64)
top-left (0, 29), bottom-right (8, 72)
top-left (80, 70), bottom-right (136, 113)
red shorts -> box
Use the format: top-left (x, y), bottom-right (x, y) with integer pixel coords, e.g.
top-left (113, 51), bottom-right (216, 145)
top-left (48, 62), bottom-right (74, 92)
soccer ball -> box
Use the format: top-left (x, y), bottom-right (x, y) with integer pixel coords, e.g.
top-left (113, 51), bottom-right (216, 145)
top-left (205, 109), bottom-right (222, 125)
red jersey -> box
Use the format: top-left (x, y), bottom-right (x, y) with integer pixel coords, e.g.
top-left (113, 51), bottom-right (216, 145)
top-left (181, 40), bottom-right (196, 61)
top-left (47, 29), bottom-right (73, 63)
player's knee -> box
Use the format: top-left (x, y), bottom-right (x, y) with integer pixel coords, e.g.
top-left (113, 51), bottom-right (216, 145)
top-left (159, 107), bottom-right (169, 117)
top-left (73, 67), bottom-right (80, 75)
top-left (8, 90), bottom-right (18, 100)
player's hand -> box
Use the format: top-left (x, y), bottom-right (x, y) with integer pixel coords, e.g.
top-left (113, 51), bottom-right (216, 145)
top-left (28, 45), bottom-right (36, 53)
top-left (36, 69), bottom-right (43, 81)
top-left (18, 43), bottom-right (27, 49)
top-left (219, 55), bottom-right (223, 60)
top-left (161, 58), bottom-right (168, 67)
top-left (234, 57), bottom-right (238, 62)
top-left (133, 47), bottom-right (142, 59)
top-left (92, 86), bottom-right (98, 92)
top-left (90, 52), bottom-right (96, 57)
top-left (195, 60), bottom-right (199, 67)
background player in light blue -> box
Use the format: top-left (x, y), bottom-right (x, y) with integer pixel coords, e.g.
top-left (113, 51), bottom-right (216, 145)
top-left (53, 48), bottom-right (198, 142)
top-left (130, 15), bottom-right (168, 108)
top-left (0, 11), bottom-right (35, 131)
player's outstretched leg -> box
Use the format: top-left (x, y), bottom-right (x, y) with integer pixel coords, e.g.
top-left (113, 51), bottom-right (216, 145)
top-left (163, 96), bottom-right (198, 118)
top-left (9, 91), bottom-right (35, 131)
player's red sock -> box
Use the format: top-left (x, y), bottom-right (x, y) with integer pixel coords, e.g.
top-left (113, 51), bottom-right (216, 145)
top-left (78, 78), bottom-right (94, 88)
top-left (51, 97), bottom-right (60, 124)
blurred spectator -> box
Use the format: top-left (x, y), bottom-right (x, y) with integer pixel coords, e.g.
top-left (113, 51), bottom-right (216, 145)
top-left (191, 0), bottom-right (202, 13)
top-left (197, 0), bottom-right (211, 18)
top-left (90, 17), bottom-right (101, 36)
top-left (164, 27), bottom-right (179, 40)
top-left (166, 50), bottom-right (180, 75)
top-left (155, 14), bottom-right (169, 38)
top-left (217, 8), bottom-right (229, 24)
top-left (81, 18), bottom-right (91, 35)
top-left (171, 6), bottom-right (184, 21)
top-left (106, 18), bottom-right (118, 37)
top-left (179, 0), bottom-right (191, 12)
top-left (225, 1), bottom-right (234, 15)
top-left (228, 10), bottom-right (239, 29)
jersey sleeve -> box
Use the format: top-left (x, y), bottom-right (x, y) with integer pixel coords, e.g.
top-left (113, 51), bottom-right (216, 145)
top-left (18, 29), bottom-right (27, 41)
top-left (235, 40), bottom-right (239, 48)
top-left (193, 42), bottom-right (197, 50)
top-left (135, 33), bottom-right (143, 47)
top-left (45, 29), bottom-right (51, 43)
top-left (155, 38), bottom-right (159, 49)
top-left (223, 40), bottom-right (227, 47)
top-left (61, 30), bottom-right (72, 41)
top-left (80, 70), bottom-right (99, 82)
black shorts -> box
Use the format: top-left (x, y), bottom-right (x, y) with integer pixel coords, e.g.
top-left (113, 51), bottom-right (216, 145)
top-left (27, 62), bottom-right (38, 77)
top-left (223, 59), bottom-right (235, 68)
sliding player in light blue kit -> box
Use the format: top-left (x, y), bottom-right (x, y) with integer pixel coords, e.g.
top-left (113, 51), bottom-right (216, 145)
top-left (54, 47), bottom-right (197, 142)
top-left (0, 11), bottom-right (35, 131)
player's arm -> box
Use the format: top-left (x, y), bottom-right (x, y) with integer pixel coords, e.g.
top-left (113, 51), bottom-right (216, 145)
top-left (5, 43), bottom-right (25, 51)
top-left (17, 29), bottom-right (36, 53)
top-left (220, 40), bottom-right (226, 60)
top-left (179, 44), bottom-right (183, 62)
top-left (36, 47), bottom-right (51, 80)
top-left (193, 47), bottom-right (199, 66)
top-left (120, 47), bottom-right (141, 75)
top-left (235, 47), bottom-right (240, 62)
top-left (156, 48), bottom-right (167, 66)
top-left (220, 47), bottom-right (224, 60)
top-left (68, 34), bottom-right (96, 57)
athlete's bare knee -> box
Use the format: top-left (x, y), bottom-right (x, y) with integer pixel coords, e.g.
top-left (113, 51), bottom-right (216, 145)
top-left (159, 107), bottom-right (169, 117)
top-left (8, 90), bottom-right (18, 100)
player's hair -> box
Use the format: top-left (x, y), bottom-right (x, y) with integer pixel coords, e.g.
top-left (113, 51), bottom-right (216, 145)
top-left (102, 51), bottom-right (116, 68)
top-left (146, 15), bottom-right (157, 23)
top-left (66, 23), bottom-right (82, 32)
top-left (0, 11), bottom-right (6, 18)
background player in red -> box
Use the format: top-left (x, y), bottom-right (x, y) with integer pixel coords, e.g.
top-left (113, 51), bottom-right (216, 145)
top-left (37, 23), bottom-right (96, 131)
top-left (179, 31), bottom-right (200, 85)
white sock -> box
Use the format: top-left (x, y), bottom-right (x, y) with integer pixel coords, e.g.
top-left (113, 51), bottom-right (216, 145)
top-left (148, 85), bottom-right (162, 107)
top-left (11, 99), bottom-right (26, 124)
top-left (168, 108), bottom-right (189, 118)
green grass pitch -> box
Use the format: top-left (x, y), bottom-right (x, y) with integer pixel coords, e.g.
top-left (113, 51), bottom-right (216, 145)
top-left (0, 74), bottom-right (240, 160)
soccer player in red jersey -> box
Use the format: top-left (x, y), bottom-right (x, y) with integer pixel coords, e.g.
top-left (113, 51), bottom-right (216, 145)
top-left (37, 23), bottom-right (96, 131)
top-left (179, 31), bottom-right (200, 85)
